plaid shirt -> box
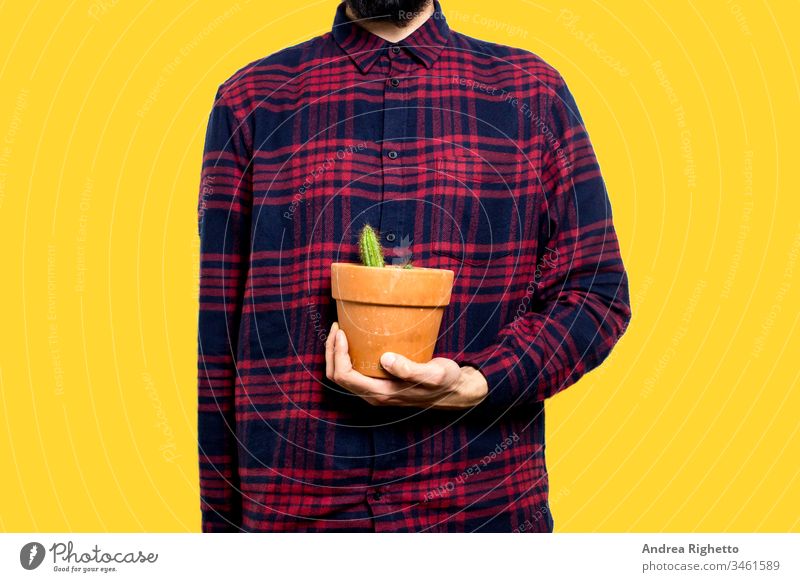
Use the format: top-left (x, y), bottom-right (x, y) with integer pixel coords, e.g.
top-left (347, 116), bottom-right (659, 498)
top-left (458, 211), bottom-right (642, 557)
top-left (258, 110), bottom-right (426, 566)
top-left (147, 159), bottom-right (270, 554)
top-left (198, 0), bottom-right (631, 532)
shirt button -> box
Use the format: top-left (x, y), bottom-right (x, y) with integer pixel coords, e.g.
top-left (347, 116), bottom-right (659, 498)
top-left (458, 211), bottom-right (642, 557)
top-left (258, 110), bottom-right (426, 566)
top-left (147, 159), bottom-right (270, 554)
top-left (387, 150), bottom-right (398, 159)
top-left (385, 232), bottom-right (396, 242)
top-left (390, 78), bottom-right (400, 87)
top-left (390, 46), bottom-right (401, 55)
top-left (371, 491), bottom-right (383, 501)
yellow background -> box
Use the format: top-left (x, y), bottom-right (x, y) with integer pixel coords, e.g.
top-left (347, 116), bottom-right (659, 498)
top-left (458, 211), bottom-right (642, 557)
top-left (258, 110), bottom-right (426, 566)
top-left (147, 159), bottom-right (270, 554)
top-left (1, 0), bottom-right (798, 532)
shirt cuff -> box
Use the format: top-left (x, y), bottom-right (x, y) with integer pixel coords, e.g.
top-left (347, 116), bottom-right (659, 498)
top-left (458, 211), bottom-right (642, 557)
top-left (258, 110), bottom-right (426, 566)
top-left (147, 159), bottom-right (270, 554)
top-left (457, 343), bottom-right (528, 412)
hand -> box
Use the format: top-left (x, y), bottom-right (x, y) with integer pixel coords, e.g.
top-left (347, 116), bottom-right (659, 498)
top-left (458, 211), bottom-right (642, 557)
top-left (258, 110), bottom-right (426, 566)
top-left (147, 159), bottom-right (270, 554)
top-left (324, 322), bottom-right (489, 410)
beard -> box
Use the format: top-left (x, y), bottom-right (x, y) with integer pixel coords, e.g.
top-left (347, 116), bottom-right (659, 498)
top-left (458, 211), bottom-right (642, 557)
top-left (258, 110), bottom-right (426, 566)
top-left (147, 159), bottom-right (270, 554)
top-left (346, 0), bottom-right (433, 27)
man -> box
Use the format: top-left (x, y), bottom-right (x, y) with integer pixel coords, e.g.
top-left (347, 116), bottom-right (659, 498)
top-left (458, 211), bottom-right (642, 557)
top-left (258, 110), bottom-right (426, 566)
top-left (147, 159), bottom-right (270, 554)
top-left (197, 0), bottom-right (631, 532)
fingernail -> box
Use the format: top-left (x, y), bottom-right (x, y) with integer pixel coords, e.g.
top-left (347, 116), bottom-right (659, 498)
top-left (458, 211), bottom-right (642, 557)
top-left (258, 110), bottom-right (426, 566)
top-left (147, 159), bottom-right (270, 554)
top-left (381, 352), bottom-right (396, 368)
top-left (337, 329), bottom-right (345, 343)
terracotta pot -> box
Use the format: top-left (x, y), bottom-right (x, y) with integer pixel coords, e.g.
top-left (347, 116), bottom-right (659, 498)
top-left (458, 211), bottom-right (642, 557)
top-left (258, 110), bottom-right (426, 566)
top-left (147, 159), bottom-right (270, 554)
top-left (330, 263), bottom-right (455, 378)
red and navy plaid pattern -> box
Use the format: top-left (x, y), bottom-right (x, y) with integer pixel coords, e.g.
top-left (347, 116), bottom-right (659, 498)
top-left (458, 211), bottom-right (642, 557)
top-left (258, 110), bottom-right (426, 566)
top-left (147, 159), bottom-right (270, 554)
top-left (197, 0), bottom-right (631, 532)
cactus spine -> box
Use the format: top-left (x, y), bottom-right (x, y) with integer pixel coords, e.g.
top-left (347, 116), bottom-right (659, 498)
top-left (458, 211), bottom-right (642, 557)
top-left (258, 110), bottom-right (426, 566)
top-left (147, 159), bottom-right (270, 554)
top-left (358, 224), bottom-right (385, 268)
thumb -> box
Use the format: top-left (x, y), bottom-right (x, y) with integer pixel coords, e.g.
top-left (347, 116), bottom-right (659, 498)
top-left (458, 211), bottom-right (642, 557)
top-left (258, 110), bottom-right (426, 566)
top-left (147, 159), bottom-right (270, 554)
top-left (380, 352), bottom-right (443, 385)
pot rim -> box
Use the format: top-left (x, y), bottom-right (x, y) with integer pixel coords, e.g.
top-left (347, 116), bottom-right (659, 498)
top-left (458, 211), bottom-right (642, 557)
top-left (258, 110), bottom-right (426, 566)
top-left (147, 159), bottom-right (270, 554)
top-left (330, 262), bottom-right (454, 307)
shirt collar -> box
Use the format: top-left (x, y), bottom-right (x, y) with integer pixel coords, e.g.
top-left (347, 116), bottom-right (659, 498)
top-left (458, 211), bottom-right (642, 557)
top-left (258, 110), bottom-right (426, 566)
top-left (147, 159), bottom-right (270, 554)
top-left (331, 0), bottom-right (451, 73)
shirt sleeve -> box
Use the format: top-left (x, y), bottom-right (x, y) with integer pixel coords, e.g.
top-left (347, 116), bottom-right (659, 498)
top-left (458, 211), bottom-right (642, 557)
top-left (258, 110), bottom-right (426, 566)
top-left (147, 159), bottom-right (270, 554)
top-left (197, 84), bottom-right (252, 532)
top-left (459, 73), bottom-right (631, 410)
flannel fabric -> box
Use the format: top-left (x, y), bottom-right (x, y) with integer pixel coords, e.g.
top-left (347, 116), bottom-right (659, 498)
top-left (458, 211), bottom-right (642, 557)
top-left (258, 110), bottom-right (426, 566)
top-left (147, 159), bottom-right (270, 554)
top-left (197, 0), bottom-right (631, 532)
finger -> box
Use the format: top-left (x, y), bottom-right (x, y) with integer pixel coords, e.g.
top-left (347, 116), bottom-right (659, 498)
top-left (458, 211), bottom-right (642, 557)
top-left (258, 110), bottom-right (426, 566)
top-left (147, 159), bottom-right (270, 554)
top-left (325, 322), bottom-right (338, 380)
top-left (336, 368), bottom-right (398, 406)
top-left (330, 332), bottom-right (399, 405)
top-left (382, 384), bottom-right (451, 406)
top-left (379, 353), bottom-right (448, 386)
top-left (333, 328), bottom-right (354, 376)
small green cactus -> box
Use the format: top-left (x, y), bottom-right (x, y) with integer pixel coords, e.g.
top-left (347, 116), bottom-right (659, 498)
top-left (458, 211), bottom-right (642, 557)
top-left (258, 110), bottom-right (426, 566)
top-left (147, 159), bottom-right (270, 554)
top-left (358, 224), bottom-right (385, 268)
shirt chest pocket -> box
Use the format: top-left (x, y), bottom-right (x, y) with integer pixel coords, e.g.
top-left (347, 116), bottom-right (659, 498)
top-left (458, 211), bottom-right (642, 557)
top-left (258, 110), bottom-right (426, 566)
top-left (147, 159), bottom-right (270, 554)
top-left (431, 154), bottom-right (525, 266)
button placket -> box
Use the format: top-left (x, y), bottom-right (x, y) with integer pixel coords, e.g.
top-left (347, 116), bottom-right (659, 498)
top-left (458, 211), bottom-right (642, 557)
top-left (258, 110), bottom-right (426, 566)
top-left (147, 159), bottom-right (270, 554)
top-left (378, 51), bottom-right (405, 261)
top-left (370, 50), bottom-right (409, 488)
